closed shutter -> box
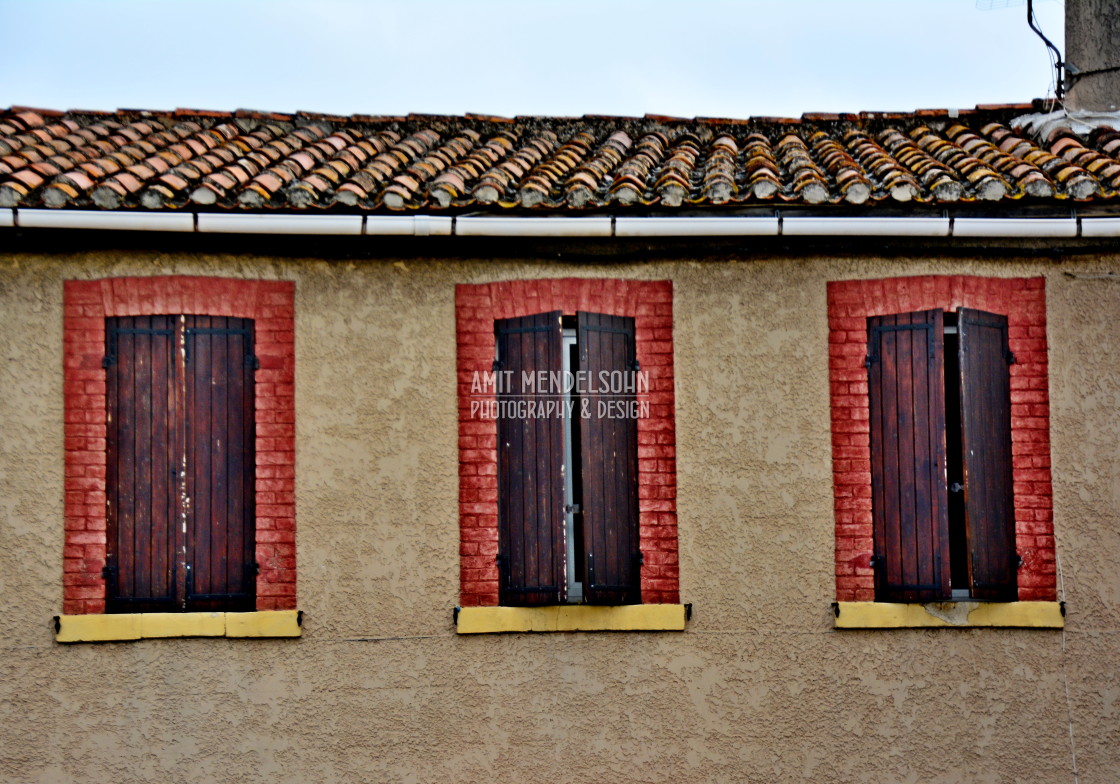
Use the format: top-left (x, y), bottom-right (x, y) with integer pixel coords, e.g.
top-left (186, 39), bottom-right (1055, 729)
top-left (105, 315), bottom-right (256, 612)
top-left (184, 317), bottom-right (257, 612)
top-left (958, 308), bottom-right (1017, 601)
top-left (495, 312), bottom-right (566, 606)
top-left (577, 312), bottom-right (641, 605)
top-left (105, 316), bottom-right (178, 612)
top-left (867, 310), bottom-right (950, 602)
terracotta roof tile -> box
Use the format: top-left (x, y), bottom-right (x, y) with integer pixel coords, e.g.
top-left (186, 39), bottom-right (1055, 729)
top-left (4, 104), bottom-right (1119, 213)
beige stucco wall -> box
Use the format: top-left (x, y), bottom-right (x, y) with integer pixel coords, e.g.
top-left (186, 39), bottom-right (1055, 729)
top-left (1, 242), bottom-right (1117, 783)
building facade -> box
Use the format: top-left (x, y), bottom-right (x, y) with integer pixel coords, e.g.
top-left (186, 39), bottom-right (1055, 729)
top-left (1, 104), bottom-right (1119, 782)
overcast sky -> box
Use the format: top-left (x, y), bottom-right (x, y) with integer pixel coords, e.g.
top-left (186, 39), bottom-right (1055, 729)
top-left (0, 0), bottom-right (1066, 119)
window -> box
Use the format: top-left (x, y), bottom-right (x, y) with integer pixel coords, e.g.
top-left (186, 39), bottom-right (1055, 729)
top-left (494, 311), bottom-right (641, 606)
top-left (103, 315), bottom-right (257, 613)
top-left (61, 276), bottom-right (297, 625)
top-left (866, 307), bottom-right (1016, 602)
top-left (827, 275), bottom-right (1058, 617)
top-left (455, 278), bottom-right (680, 620)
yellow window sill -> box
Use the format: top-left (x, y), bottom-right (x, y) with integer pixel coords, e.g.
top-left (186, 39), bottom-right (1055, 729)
top-left (833, 601), bottom-right (1064, 629)
top-left (455, 603), bottom-right (688, 634)
top-left (55, 610), bottom-right (302, 643)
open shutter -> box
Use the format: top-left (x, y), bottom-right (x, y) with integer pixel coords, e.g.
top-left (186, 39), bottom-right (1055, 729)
top-left (577, 312), bottom-right (641, 605)
top-left (958, 308), bottom-right (1017, 601)
top-left (495, 312), bottom-right (566, 606)
top-left (867, 310), bottom-right (950, 602)
top-left (105, 316), bottom-right (178, 612)
top-left (184, 316), bottom-right (257, 612)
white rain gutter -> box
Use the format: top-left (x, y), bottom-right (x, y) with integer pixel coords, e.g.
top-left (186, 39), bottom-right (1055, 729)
top-left (17, 208), bottom-right (193, 232)
top-left (365, 216), bottom-right (453, 236)
top-left (1, 208), bottom-right (1104, 238)
top-left (782, 216), bottom-right (950, 236)
top-left (952, 217), bottom-right (1078, 238)
top-left (198, 213), bottom-right (361, 234)
top-left (615, 216), bottom-right (778, 236)
top-left (455, 216), bottom-right (612, 237)
top-left (1080, 218), bottom-right (1120, 237)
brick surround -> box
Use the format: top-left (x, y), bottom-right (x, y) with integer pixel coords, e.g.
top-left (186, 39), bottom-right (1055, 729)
top-left (827, 275), bottom-right (1056, 602)
top-left (455, 278), bottom-right (678, 607)
top-left (62, 276), bottom-right (296, 614)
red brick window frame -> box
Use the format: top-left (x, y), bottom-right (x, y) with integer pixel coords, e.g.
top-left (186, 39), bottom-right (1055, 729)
top-left (456, 278), bottom-right (678, 607)
top-left (828, 275), bottom-right (1056, 603)
top-left (62, 276), bottom-right (296, 615)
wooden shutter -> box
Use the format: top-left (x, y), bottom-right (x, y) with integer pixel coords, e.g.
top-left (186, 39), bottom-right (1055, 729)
top-left (577, 312), bottom-right (641, 605)
top-left (958, 308), bottom-right (1017, 601)
top-left (495, 312), bottom-right (566, 606)
top-left (867, 310), bottom-right (950, 602)
top-left (105, 316), bottom-right (178, 612)
top-left (184, 317), bottom-right (257, 611)
top-left (105, 315), bottom-right (256, 612)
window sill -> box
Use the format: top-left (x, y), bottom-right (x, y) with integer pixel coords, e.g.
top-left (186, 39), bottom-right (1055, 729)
top-left (456, 604), bottom-right (688, 634)
top-left (54, 610), bottom-right (302, 643)
top-left (833, 601), bottom-right (1063, 629)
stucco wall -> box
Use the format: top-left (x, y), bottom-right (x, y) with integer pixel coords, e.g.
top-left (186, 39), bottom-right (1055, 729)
top-left (1, 243), bottom-right (1117, 783)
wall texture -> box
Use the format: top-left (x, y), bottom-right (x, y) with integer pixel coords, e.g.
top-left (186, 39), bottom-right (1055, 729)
top-left (0, 243), bottom-right (1117, 783)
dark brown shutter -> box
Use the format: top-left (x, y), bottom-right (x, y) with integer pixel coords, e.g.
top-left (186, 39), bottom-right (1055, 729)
top-left (184, 317), bottom-right (256, 611)
top-left (957, 308), bottom-right (1017, 601)
top-left (867, 310), bottom-right (950, 602)
top-left (495, 312), bottom-right (565, 606)
top-left (105, 315), bottom-right (256, 613)
top-left (105, 316), bottom-right (178, 612)
top-left (577, 312), bottom-right (641, 605)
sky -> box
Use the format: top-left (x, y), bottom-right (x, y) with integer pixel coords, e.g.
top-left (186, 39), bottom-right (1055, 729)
top-left (0, 0), bottom-right (1066, 120)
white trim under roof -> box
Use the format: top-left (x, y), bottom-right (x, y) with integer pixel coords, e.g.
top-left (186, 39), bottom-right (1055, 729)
top-left (197, 213), bottom-right (362, 235)
top-left (782, 216), bottom-right (950, 237)
top-left (952, 217), bottom-right (1078, 238)
top-left (1080, 218), bottom-right (1120, 237)
top-left (18, 209), bottom-right (193, 232)
top-left (455, 216), bottom-right (612, 237)
top-left (615, 216), bottom-right (778, 236)
top-left (2, 208), bottom-right (1116, 238)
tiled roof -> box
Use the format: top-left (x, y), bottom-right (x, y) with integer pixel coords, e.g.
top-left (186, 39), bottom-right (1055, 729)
top-left (2, 103), bottom-right (1120, 213)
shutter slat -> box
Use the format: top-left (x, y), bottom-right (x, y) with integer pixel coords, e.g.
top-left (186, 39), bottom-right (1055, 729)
top-left (496, 312), bottom-right (565, 606)
top-left (578, 312), bottom-right (640, 605)
top-left (868, 310), bottom-right (950, 602)
top-left (958, 308), bottom-right (1017, 601)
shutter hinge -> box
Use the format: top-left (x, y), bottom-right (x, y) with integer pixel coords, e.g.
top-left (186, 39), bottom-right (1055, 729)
top-left (564, 503), bottom-right (581, 515)
top-left (1006, 349), bottom-right (1016, 365)
top-left (492, 359), bottom-right (502, 373)
top-left (864, 354), bottom-right (874, 369)
top-left (101, 353), bottom-right (116, 368)
top-left (495, 553), bottom-right (508, 585)
top-left (101, 563), bottom-right (117, 579)
top-left (247, 354), bottom-right (260, 370)
top-left (634, 551), bottom-right (644, 568)
top-left (629, 358), bottom-right (641, 372)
